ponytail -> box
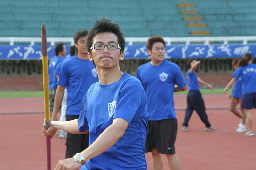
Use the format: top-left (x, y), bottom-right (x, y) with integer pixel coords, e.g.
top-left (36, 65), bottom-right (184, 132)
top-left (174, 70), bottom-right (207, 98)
top-left (239, 53), bottom-right (252, 67)
top-left (232, 58), bottom-right (240, 67)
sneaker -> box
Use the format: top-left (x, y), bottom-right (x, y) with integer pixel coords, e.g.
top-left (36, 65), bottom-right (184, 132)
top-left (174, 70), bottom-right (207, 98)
top-left (54, 132), bottom-right (58, 136)
top-left (205, 126), bottom-right (216, 131)
top-left (182, 126), bottom-right (188, 132)
top-left (239, 119), bottom-right (248, 126)
top-left (236, 125), bottom-right (246, 133)
top-left (59, 131), bottom-right (67, 139)
top-left (245, 131), bottom-right (255, 136)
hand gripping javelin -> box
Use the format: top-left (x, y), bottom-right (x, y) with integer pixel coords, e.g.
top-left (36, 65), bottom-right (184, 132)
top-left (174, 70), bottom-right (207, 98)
top-left (41, 24), bottom-right (51, 170)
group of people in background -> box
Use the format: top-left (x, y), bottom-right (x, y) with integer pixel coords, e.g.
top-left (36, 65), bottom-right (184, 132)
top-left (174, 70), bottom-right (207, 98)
top-left (44, 17), bottom-right (255, 170)
top-left (225, 53), bottom-right (256, 136)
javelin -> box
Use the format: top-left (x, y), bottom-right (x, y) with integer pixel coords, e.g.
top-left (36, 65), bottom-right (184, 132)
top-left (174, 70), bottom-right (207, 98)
top-left (41, 23), bottom-right (51, 170)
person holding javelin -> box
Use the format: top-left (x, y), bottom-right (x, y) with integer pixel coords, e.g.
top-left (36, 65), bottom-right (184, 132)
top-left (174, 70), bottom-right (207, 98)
top-left (43, 18), bottom-right (148, 169)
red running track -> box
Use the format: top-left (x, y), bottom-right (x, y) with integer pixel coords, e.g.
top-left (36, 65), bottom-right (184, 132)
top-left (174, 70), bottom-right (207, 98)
top-left (0, 94), bottom-right (255, 170)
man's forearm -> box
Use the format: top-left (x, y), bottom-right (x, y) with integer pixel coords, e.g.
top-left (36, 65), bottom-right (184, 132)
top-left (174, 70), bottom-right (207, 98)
top-left (51, 119), bottom-right (87, 134)
top-left (198, 78), bottom-right (209, 86)
top-left (52, 86), bottom-right (65, 121)
top-left (174, 85), bottom-right (188, 92)
top-left (81, 118), bottom-right (127, 162)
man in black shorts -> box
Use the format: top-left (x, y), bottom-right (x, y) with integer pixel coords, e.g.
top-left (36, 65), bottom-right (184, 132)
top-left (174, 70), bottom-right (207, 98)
top-left (136, 36), bottom-right (187, 170)
top-left (48, 42), bottom-right (66, 117)
top-left (51, 30), bottom-right (98, 158)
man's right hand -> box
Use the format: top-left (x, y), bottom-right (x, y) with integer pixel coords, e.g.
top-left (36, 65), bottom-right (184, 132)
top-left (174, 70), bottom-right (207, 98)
top-left (42, 122), bottom-right (58, 138)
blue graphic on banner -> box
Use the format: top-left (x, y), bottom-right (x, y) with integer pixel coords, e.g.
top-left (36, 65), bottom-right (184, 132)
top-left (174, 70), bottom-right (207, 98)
top-left (0, 44), bottom-right (255, 60)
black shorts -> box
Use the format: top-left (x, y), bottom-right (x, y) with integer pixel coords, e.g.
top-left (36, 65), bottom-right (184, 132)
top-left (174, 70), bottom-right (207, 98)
top-left (65, 115), bottom-right (89, 158)
top-left (145, 119), bottom-right (177, 154)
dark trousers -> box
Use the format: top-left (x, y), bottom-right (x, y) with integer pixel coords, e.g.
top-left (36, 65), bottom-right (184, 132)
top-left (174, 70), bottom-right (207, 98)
top-left (182, 90), bottom-right (211, 127)
top-left (65, 115), bottom-right (89, 158)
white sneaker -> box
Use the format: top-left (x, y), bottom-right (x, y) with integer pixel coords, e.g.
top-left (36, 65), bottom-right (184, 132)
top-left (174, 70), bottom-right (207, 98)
top-left (239, 119), bottom-right (248, 126)
top-left (236, 125), bottom-right (246, 133)
top-left (205, 126), bottom-right (216, 131)
top-left (182, 126), bottom-right (188, 132)
top-left (59, 131), bottom-right (67, 139)
top-left (245, 131), bottom-right (255, 136)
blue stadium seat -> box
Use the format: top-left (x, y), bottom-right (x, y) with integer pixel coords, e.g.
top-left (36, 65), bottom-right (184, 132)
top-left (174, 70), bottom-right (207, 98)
top-left (0, 0), bottom-right (255, 37)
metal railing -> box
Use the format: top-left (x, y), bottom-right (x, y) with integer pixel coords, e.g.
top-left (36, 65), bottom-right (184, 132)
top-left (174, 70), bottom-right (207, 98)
top-left (1, 36), bottom-right (256, 45)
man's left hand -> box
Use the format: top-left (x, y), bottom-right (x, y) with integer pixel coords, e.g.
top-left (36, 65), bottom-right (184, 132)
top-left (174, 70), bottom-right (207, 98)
top-left (54, 158), bottom-right (82, 170)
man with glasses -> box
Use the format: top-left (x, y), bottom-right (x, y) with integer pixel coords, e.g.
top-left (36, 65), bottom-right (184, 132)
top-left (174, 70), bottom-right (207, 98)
top-left (51, 30), bottom-right (98, 159)
top-left (43, 18), bottom-right (148, 169)
top-left (136, 36), bottom-right (187, 170)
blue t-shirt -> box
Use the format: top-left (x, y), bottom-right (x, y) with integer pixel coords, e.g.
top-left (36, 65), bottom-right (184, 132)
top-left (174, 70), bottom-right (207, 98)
top-left (78, 73), bottom-right (148, 169)
top-left (232, 70), bottom-right (242, 98)
top-left (48, 56), bottom-right (63, 89)
top-left (55, 56), bottom-right (75, 76)
top-left (136, 60), bottom-right (187, 120)
top-left (58, 56), bottom-right (98, 115)
top-left (186, 69), bottom-right (200, 91)
top-left (233, 63), bottom-right (256, 95)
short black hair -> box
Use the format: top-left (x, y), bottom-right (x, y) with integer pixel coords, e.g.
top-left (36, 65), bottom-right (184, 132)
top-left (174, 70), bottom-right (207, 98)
top-left (87, 17), bottom-right (125, 53)
top-left (186, 58), bottom-right (194, 70)
top-left (70, 45), bottom-right (76, 56)
top-left (147, 36), bottom-right (166, 51)
top-left (73, 30), bottom-right (88, 44)
top-left (55, 42), bottom-right (64, 56)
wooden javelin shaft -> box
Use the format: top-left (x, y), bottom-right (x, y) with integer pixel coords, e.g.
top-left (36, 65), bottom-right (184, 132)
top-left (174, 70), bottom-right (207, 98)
top-left (41, 23), bottom-right (51, 170)
top-left (41, 24), bottom-right (50, 123)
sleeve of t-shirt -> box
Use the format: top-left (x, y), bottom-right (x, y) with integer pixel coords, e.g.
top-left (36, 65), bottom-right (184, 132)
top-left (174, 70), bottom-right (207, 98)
top-left (174, 65), bottom-right (187, 89)
top-left (232, 68), bottom-right (240, 80)
top-left (114, 79), bottom-right (145, 124)
top-left (58, 61), bottom-right (69, 87)
top-left (54, 60), bottom-right (62, 76)
top-left (136, 67), bottom-right (141, 80)
top-left (78, 95), bottom-right (89, 132)
top-left (187, 69), bottom-right (192, 75)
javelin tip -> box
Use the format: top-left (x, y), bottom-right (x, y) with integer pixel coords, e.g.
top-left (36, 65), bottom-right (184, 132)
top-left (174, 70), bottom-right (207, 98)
top-left (41, 24), bottom-right (47, 57)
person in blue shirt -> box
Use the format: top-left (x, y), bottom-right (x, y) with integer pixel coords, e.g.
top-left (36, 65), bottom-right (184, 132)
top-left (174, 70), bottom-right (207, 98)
top-left (229, 58), bottom-right (247, 133)
top-left (58, 45), bottom-right (77, 139)
top-left (43, 18), bottom-right (148, 169)
top-left (224, 53), bottom-right (256, 136)
top-left (51, 30), bottom-right (98, 159)
top-left (182, 59), bottom-right (216, 132)
top-left (136, 36), bottom-right (187, 170)
top-left (48, 42), bottom-right (66, 117)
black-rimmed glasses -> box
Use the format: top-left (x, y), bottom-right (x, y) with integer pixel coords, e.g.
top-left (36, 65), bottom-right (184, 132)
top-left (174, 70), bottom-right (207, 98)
top-left (90, 42), bottom-right (121, 50)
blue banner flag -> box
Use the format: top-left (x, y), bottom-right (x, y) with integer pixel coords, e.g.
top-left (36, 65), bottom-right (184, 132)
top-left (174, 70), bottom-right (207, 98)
top-left (0, 44), bottom-right (255, 60)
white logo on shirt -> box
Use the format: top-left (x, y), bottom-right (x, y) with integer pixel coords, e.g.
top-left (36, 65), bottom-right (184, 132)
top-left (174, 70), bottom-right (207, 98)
top-left (159, 72), bottom-right (168, 82)
top-left (51, 61), bottom-right (56, 67)
top-left (92, 68), bottom-right (98, 78)
top-left (108, 100), bottom-right (116, 117)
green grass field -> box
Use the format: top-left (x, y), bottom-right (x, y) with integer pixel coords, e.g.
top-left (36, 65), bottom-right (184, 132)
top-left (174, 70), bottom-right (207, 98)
top-left (175, 88), bottom-right (227, 95)
top-left (0, 89), bottom-right (228, 98)
top-left (0, 91), bottom-right (44, 98)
